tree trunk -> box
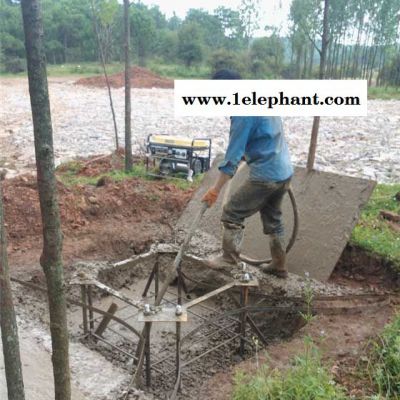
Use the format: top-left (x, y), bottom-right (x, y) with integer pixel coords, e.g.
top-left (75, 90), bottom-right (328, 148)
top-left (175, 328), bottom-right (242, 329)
top-left (20, 2), bottom-right (71, 400)
top-left (368, 45), bottom-right (378, 86)
top-left (339, 44), bottom-right (347, 79)
top-left (89, 0), bottom-right (119, 151)
top-left (0, 180), bottom-right (25, 400)
top-left (302, 45), bottom-right (308, 78)
top-left (351, 15), bottom-right (364, 78)
top-left (308, 40), bottom-right (315, 77)
top-left (124, 0), bottom-right (133, 172)
top-left (307, 0), bottom-right (329, 172)
top-left (376, 47), bottom-right (385, 86)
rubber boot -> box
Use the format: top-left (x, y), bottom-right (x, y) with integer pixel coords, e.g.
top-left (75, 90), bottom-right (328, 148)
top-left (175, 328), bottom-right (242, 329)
top-left (262, 234), bottom-right (288, 279)
top-left (204, 223), bottom-right (243, 270)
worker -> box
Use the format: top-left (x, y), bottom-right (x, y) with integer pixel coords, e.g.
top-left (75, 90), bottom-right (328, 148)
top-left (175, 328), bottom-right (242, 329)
top-left (202, 69), bottom-right (293, 278)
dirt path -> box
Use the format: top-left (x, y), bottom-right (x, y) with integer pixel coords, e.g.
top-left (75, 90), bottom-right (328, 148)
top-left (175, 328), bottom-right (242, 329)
top-left (1, 77), bottom-right (399, 182)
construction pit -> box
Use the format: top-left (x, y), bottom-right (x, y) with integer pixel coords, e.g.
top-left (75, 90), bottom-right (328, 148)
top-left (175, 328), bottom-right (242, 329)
top-left (58, 242), bottom-right (388, 400)
top-left (3, 157), bottom-right (398, 400)
top-left (36, 161), bottom-right (392, 399)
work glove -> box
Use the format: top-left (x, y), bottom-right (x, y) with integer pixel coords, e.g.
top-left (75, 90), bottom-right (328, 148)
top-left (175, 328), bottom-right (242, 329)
top-left (202, 188), bottom-right (219, 207)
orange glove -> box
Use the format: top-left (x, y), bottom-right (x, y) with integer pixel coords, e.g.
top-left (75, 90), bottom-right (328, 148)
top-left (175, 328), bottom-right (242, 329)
top-left (202, 188), bottom-right (219, 207)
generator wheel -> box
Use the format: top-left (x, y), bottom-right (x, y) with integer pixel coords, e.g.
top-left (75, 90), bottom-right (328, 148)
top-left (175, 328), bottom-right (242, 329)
top-left (159, 159), bottom-right (173, 175)
top-left (191, 158), bottom-right (203, 175)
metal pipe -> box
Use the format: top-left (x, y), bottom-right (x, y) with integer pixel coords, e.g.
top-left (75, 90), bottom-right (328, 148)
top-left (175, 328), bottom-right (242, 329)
top-left (87, 285), bottom-right (94, 332)
top-left (239, 287), bottom-right (249, 356)
top-left (145, 322), bottom-right (151, 387)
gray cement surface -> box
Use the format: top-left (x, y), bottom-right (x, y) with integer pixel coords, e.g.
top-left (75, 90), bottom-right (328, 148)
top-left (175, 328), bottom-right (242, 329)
top-left (176, 157), bottom-right (376, 281)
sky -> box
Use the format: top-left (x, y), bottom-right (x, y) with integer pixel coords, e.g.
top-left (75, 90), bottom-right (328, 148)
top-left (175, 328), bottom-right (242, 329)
top-left (138, 0), bottom-right (293, 35)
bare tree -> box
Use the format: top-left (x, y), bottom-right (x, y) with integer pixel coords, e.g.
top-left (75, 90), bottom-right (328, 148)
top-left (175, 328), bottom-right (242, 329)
top-left (89, 0), bottom-right (119, 151)
top-left (124, 0), bottom-right (133, 172)
top-left (0, 178), bottom-right (25, 400)
top-left (306, 0), bottom-right (330, 171)
top-left (20, 1), bottom-right (71, 399)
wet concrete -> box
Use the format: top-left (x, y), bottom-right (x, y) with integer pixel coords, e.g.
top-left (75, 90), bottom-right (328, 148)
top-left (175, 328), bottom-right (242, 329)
top-left (176, 158), bottom-right (376, 281)
top-left (0, 324), bottom-right (87, 400)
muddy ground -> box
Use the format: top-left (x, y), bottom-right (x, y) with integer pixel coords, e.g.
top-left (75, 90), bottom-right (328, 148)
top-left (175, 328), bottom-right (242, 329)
top-left (0, 153), bottom-right (398, 400)
top-left (3, 153), bottom-right (194, 269)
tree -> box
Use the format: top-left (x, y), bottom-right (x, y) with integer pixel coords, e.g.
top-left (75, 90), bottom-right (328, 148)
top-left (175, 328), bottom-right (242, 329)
top-left (156, 29), bottom-right (178, 62)
top-left (1, 178), bottom-right (25, 400)
top-left (130, 3), bottom-right (157, 66)
top-left (177, 22), bottom-right (203, 67)
top-left (186, 9), bottom-right (225, 49)
top-left (89, 0), bottom-right (119, 151)
top-left (307, 0), bottom-right (330, 172)
top-left (239, 0), bottom-right (261, 45)
top-left (214, 6), bottom-right (246, 49)
top-left (250, 34), bottom-right (285, 77)
top-left (20, 1), bottom-right (71, 399)
top-left (123, 0), bottom-right (132, 172)
top-left (210, 48), bottom-right (243, 75)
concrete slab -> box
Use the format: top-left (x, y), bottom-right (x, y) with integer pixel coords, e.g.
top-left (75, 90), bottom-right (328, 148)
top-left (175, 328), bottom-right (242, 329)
top-left (176, 157), bottom-right (376, 281)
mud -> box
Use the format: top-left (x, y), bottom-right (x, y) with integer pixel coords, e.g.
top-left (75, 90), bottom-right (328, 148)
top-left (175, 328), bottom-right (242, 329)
top-left (76, 66), bottom-right (174, 89)
top-left (3, 155), bottom-right (194, 269)
top-left (331, 244), bottom-right (400, 291)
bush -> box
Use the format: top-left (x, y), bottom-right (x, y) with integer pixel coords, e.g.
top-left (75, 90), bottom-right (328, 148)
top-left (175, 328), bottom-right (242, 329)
top-left (232, 342), bottom-right (347, 400)
top-left (209, 48), bottom-right (245, 75)
top-left (2, 57), bottom-right (26, 73)
top-left (368, 314), bottom-right (400, 398)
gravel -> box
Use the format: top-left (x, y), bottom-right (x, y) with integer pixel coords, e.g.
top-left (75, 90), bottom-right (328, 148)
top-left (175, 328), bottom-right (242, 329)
top-left (1, 77), bottom-right (399, 183)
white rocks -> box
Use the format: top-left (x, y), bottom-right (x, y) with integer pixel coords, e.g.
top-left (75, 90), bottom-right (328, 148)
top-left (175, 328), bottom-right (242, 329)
top-left (1, 77), bottom-right (399, 183)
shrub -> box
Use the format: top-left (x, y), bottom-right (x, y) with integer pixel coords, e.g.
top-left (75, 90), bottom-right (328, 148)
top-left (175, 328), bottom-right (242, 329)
top-left (3, 57), bottom-right (26, 73)
top-left (368, 314), bottom-right (400, 398)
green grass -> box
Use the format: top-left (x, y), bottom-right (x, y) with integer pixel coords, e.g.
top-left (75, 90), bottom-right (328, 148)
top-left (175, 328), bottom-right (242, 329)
top-left (351, 184), bottom-right (400, 270)
top-left (47, 62), bottom-right (124, 77)
top-left (368, 86), bottom-right (400, 100)
top-left (232, 341), bottom-right (347, 400)
top-left (56, 159), bottom-right (202, 190)
top-left (0, 62), bottom-right (125, 78)
top-left (368, 313), bottom-right (400, 398)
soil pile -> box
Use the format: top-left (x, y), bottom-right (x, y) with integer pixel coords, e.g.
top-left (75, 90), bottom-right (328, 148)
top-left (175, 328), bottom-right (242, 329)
top-left (76, 66), bottom-right (174, 89)
top-left (3, 153), bottom-right (193, 266)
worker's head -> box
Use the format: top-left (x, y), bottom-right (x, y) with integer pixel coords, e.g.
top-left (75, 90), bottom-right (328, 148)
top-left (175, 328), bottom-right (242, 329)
top-left (212, 69), bottom-right (242, 80)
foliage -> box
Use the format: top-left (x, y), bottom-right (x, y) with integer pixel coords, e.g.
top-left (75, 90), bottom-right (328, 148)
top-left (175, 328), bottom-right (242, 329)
top-left (177, 22), bottom-right (204, 67)
top-left (147, 61), bottom-right (210, 79)
top-left (130, 3), bottom-right (157, 66)
top-left (238, 0), bottom-right (260, 44)
top-left (351, 184), bottom-right (400, 269)
top-left (368, 313), bottom-right (400, 398)
top-left (249, 35), bottom-right (285, 78)
top-left (209, 48), bottom-right (245, 76)
top-left (1, 0), bottom-right (400, 89)
top-left (232, 342), bottom-right (347, 400)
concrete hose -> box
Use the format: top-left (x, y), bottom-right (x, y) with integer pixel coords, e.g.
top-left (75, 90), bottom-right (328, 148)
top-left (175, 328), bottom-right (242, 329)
top-left (238, 188), bottom-right (299, 266)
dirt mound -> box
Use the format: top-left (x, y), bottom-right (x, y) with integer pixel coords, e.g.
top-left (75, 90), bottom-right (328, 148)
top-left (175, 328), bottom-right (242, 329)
top-left (4, 154), bottom-right (194, 267)
top-left (76, 66), bottom-right (174, 89)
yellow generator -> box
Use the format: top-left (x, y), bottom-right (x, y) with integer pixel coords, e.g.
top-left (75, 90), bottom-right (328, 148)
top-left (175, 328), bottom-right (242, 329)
top-left (146, 135), bottom-right (212, 180)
